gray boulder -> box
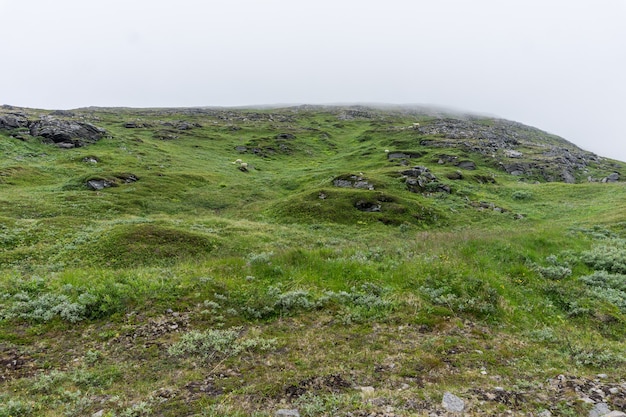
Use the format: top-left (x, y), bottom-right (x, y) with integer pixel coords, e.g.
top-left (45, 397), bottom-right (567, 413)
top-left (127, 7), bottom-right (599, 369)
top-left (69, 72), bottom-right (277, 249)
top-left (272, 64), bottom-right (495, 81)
top-left (0, 113), bottom-right (29, 129)
top-left (87, 179), bottom-right (113, 190)
top-left (29, 117), bottom-right (106, 147)
top-left (589, 403), bottom-right (611, 417)
top-left (602, 173), bottom-right (620, 183)
top-left (456, 160), bottom-right (476, 170)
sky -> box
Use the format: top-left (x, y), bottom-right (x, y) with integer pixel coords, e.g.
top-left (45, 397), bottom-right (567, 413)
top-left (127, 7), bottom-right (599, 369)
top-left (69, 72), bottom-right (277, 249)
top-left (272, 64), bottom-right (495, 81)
top-left (1, 0), bottom-right (625, 160)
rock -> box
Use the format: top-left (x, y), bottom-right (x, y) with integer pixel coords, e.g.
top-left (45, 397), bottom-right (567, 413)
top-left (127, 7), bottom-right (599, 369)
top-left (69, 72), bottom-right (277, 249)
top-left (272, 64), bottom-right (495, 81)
top-left (92, 410), bottom-right (104, 417)
top-left (401, 166), bottom-right (431, 177)
top-left (276, 133), bottom-right (295, 140)
top-left (235, 146), bottom-right (248, 153)
top-left (360, 386), bottom-right (376, 399)
top-left (355, 200), bottom-right (381, 212)
top-left (597, 374), bottom-right (609, 379)
top-left (602, 173), bottom-right (620, 183)
top-left (388, 151), bottom-right (423, 160)
top-left (0, 113), bottom-right (29, 129)
top-left (29, 117), bottom-right (106, 147)
top-left (332, 175), bottom-right (374, 190)
top-left (442, 392), bottom-right (465, 412)
top-left (605, 412), bottom-right (626, 417)
top-left (537, 410), bottom-right (552, 417)
top-left (505, 149), bottom-right (523, 158)
top-left (456, 160), bottom-right (476, 170)
top-left (562, 170), bottom-right (577, 184)
top-left (83, 157), bottom-right (98, 164)
top-left (50, 110), bottom-right (75, 117)
top-left (589, 403), bottom-right (611, 417)
top-left (275, 409), bottom-right (300, 417)
top-left (87, 179), bottom-right (113, 190)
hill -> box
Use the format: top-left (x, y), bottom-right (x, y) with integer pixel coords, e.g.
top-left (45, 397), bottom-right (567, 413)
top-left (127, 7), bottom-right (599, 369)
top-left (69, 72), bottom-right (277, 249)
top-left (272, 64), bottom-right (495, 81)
top-left (1, 104), bottom-right (625, 416)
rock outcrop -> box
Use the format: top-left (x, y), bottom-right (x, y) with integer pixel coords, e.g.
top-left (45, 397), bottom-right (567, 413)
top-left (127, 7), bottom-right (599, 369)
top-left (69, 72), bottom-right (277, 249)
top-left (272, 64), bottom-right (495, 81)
top-left (0, 111), bottom-right (106, 148)
top-left (29, 117), bottom-right (106, 147)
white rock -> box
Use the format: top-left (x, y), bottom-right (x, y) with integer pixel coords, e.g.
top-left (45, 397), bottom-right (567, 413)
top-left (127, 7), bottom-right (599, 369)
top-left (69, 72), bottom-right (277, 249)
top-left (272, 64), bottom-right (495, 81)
top-left (589, 403), bottom-right (611, 417)
top-left (442, 392), bottom-right (465, 413)
top-left (275, 409), bottom-right (300, 417)
top-left (537, 411), bottom-right (552, 417)
top-left (92, 411), bottom-right (105, 417)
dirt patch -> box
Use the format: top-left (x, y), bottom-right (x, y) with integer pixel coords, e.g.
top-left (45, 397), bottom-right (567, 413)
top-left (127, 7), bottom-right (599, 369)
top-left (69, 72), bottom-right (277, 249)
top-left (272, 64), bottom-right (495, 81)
top-left (285, 374), bottom-right (352, 397)
top-left (0, 347), bottom-right (37, 383)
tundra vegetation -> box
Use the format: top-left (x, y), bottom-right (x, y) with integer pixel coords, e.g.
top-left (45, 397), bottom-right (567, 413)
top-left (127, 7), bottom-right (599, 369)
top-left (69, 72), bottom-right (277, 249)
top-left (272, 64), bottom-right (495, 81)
top-left (0, 105), bottom-right (625, 416)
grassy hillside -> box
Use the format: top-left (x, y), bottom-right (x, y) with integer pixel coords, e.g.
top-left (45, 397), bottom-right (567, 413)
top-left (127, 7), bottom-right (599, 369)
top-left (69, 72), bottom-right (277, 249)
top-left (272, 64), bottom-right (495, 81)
top-left (1, 105), bottom-right (625, 416)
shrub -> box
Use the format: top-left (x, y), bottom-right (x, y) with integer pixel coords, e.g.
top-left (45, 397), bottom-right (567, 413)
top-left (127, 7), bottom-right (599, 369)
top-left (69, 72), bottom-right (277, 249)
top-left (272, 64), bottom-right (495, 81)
top-left (579, 271), bottom-right (626, 312)
top-left (511, 190), bottom-right (532, 200)
top-left (532, 255), bottom-right (572, 280)
top-left (168, 327), bottom-right (276, 361)
top-left (0, 399), bottom-right (35, 417)
top-left (419, 275), bottom-right (501, 318)
top-left (580, 240), bottom-right (626, 273)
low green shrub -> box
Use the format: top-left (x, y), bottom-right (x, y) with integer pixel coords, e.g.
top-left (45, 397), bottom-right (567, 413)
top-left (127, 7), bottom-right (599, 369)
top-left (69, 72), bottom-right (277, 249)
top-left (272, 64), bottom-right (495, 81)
top-left (168, 327), bottom-right (277, 361)
top-left (580, 239), bottom-right (626, 273)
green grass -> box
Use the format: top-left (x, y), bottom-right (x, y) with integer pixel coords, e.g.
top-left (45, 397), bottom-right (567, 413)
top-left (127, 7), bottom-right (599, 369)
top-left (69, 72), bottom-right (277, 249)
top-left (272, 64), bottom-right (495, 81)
top-left (0, 105), bottom-right (625, 416)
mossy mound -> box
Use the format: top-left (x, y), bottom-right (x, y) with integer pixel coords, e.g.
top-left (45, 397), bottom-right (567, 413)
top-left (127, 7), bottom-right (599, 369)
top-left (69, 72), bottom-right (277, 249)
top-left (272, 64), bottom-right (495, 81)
top-left (270, 189), bottom-right (444, 227)
top-left (77, 223), bottom-right (218, 268)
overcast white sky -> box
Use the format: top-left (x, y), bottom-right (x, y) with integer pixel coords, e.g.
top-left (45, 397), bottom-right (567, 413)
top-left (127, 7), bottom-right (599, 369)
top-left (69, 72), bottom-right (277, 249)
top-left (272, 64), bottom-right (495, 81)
top-left (1, 0), bottom-right (625, 160)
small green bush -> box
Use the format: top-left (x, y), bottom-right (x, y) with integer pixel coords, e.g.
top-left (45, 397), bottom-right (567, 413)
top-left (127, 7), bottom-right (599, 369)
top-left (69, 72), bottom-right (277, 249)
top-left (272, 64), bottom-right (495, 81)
top-left (0, 399), bottom-right (35, 417)
top-left (511, 190), bottom-right (533, 200)
top-left (580, 240), bottom-right (626, 273)
top-left (168, 327), bottom-right (277, 361)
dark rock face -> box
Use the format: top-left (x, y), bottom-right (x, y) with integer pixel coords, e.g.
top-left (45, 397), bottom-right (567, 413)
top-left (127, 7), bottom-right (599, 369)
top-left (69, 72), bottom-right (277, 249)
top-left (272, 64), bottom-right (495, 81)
top-left (29, 117), bottom-right (106, 147)
top-left (402, 166), bottom-right (451, 194)
top-left (0, 114), bottom-right (29, 130)
top-left (409, 117), bottom-right (612, 183)
top-left (355, 200), bottom-right (381, 212)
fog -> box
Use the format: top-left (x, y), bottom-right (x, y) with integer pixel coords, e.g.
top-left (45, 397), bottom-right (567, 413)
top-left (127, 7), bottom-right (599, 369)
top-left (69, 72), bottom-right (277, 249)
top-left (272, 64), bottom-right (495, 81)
top-left (1, 0), bottom-right (625, 160)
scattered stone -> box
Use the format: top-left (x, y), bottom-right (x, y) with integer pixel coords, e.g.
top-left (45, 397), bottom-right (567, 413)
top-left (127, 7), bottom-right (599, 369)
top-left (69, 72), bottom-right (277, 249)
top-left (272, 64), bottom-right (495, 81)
top-left (605, 412), bottom-right (626, 417)
top-left (589, 403), bottom-right (611, 417)
top-left (387, 151), bottom-right (423, 160)
top-left (332, 175), bottom-right (374, 190)
top-left (92, 410), bottom-right (105, 417)
top-left (276, 133), bottom-right (295, 140)
top-left (360, 386), bottom-right (376, 399)
top-left (504, 150), bottom-right (523, 158)
top-left (442, 392), bottom-right (465, 413)
top-left (537, 410), bottom-right (552, 417)
top-left (597, 374), bottom-right (609, 380)
top-left (83, 156), bottom-right (98, 164)
top-left (276, 409), bottom-right (300, 417)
